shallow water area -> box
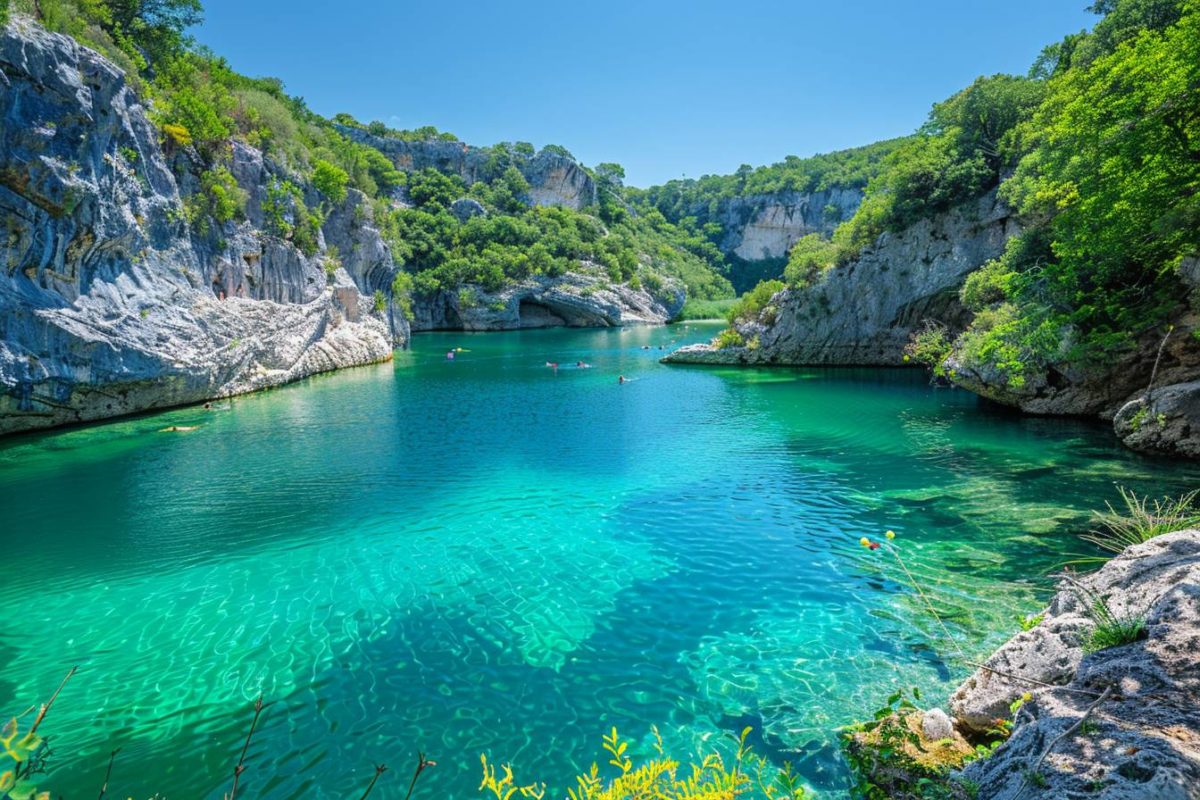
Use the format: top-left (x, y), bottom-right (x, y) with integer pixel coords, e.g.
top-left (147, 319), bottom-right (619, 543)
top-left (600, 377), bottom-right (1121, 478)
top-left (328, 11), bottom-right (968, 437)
top-left (2, 321), bottom-right (1196, 799)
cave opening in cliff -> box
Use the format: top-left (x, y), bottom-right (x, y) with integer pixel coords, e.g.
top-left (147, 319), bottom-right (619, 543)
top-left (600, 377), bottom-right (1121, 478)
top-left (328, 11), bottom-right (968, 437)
top-left (517, 300), bottom-right (568, 328)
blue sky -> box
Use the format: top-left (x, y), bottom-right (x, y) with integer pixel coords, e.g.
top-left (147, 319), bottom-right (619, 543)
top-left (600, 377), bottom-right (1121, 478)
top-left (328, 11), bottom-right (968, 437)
top-left (197, 1), bottom-right (1096, 187)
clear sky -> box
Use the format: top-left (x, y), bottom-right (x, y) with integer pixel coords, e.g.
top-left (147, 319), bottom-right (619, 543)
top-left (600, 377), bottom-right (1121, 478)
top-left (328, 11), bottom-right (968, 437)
top-left (196, 1), bottom-right (1096, 187)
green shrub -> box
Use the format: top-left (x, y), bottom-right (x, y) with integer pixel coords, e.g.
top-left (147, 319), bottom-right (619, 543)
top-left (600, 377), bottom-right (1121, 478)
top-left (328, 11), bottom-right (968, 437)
top-left (904, 322), bottom-right (953, 375)
top-left (843, 687), bottom-right (986, 800)
top-left (390, 270), bottom-right (415, 319)
top-left (713, 328), bottom-right (745, 349)
top-left (1084, 595), bottom-right (1146, 653)
top-left (184, 165), bottom-right (246, 233)
top-left (728, 280), bottom-right (786, 325)
top-left (322, 246), bottom-right (341, 283)
top-left (312, 158), bottom-right (349, 204)
top-left (677, 297), bottom-right (736, 320)
top-left (783, 234), bottom-right (837, 287)
top-left (960, 257), bottom-right (1015, 311)
top-left (480, 727), bottom-right (811, 800)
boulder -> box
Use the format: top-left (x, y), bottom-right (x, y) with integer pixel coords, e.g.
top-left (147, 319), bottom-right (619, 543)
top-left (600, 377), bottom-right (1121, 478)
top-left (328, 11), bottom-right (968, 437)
top-left (450, 197), bottom-right (486, 222)
top-left (1115, 380), bottom-right (1200, 459)
top-left (953, 531), bottom-right (1200, 799)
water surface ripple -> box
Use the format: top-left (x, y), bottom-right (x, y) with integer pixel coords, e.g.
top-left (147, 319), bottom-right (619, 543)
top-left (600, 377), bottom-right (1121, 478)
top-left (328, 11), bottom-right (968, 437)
top-left (1, 323), bottom-right (1196, 798)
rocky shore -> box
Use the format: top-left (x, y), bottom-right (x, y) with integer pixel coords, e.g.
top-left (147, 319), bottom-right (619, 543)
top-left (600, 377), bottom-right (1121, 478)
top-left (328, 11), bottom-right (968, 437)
top-left (888, 530), bottom-right (1200, 799)
top-left (0, 19), bottom-right (678, 436)
top-left (0, 19), bottom-right (398, 435)
top-left (410, 272), bottom-right (683, 331)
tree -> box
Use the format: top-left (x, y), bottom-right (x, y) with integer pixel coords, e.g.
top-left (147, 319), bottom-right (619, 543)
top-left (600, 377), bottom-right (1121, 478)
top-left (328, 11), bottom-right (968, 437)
top-left (312, 159), bottom-right (349, 204)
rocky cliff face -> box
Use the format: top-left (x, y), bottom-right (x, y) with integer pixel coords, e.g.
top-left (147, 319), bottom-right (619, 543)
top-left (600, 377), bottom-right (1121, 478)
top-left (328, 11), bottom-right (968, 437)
top-left (337, 127), bottom-right (597, 210)
top-left (410, 272), bottom-right (684, 332)
top-left (665, 191), bottom-right (1017, 366)
top-left (0, 19), bottom-right (396, 435)
top-left (951, 530), bottom-right (1200, 799)
top-left (949, 256), bottom-right (1200, 459)
top-left (709, 187), bottom-right (863, 262)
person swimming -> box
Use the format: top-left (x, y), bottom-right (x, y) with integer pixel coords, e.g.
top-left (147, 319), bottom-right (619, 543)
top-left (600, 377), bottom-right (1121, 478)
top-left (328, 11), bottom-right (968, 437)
top-left (546, 361), bottom-right (559, 369)
top-left (618, 375), bottom-right (626, 384)
top-left (576, 361), bottom-right (591, 368)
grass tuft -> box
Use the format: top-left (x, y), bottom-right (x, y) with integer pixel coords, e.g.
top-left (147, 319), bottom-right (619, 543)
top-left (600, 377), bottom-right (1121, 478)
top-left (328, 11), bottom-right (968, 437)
top-left (1084, 596), bottom-right (1146, 653)
top-left (1080, 487), bottom-right (1200, 554)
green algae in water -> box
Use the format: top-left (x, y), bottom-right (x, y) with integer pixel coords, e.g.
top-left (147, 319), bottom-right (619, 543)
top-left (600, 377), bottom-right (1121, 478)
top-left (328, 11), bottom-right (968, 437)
top-left (1, 323), bottom-right (1198, 799)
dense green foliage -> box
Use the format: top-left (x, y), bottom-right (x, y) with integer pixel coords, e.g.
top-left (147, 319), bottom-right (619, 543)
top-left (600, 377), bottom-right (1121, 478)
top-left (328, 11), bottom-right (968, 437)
top-left (831, 73), bottom-right (1045, 260)
top-left (374, 167), bottom-right (728, 300)
top-left (632, 138), bottom-right (906, 221)
top-left (728, 279), bottom-right (786, 326)
top-left (965, 0), bottom-right (1200, 382)
top-left (675, 297), bottom-right (737, 321)
top-left (769, 0), bottom-right (1200, 389)
top-left (628, 140), bottom-right (906, 291)
top-left (917, 0), bottom-right (1197, 387)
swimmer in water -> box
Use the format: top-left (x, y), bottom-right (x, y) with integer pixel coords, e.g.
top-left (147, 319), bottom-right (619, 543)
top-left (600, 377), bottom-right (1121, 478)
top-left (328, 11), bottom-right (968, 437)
top-left (446, 350), bottom-right (455, 360)
top-left (576, 361), bottom-right (591, 368)
top-left (618, 375), bottom-right (626, 384)
top-left (159, 425), bottom-right (198, 432)
top-left (546, 361), bottom-right (559, 369)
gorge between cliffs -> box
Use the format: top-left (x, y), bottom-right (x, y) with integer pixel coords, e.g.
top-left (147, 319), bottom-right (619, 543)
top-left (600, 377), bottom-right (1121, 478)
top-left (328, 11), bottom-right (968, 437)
top-left (2, 2), bottom-right (1199, 799)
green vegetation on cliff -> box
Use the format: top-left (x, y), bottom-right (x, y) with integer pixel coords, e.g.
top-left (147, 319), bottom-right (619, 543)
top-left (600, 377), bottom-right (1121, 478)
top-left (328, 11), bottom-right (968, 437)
top-left (750, 0), bottom-right (1199, 391)
top-left (0, 0), bottom-right (733, 314)
top-left (631, 138), bottom-right (906, 219)
top-left (628, 139), bottom-right (907, 292)
top-left (375, 165), bottom-right (731, 301)
top-left (962, 0), bottom-right (1199, 384)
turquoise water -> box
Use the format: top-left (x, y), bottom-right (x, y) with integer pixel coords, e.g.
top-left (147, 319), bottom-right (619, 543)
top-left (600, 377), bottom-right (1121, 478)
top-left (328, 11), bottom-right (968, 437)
top-left (2, 323), bottom-right (1198, 799)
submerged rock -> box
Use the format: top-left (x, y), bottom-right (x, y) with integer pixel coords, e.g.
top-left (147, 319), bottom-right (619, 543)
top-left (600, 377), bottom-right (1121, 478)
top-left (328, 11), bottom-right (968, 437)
top-left (953, 530), bottom-right (1200, 798)
top-left (0, 18), bottom-right (395, 435)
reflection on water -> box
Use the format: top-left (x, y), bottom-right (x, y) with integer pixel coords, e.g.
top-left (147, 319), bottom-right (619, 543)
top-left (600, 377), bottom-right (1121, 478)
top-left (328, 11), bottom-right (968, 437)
top-left (1, 322), bottom-right (1196, 799)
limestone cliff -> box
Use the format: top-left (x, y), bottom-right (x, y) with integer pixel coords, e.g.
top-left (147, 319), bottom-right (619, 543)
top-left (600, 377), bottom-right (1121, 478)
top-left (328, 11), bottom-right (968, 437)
top-left (0, 18), bottom-right (395, 435)
top-left (708, 187), bottom-right (862, 262)
top-left (411, 272), bottom-right (684, 332)
top-left (665, 191), bottom-right (1016, 366)
top-left (337, 127), bottom-right (596, 210)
